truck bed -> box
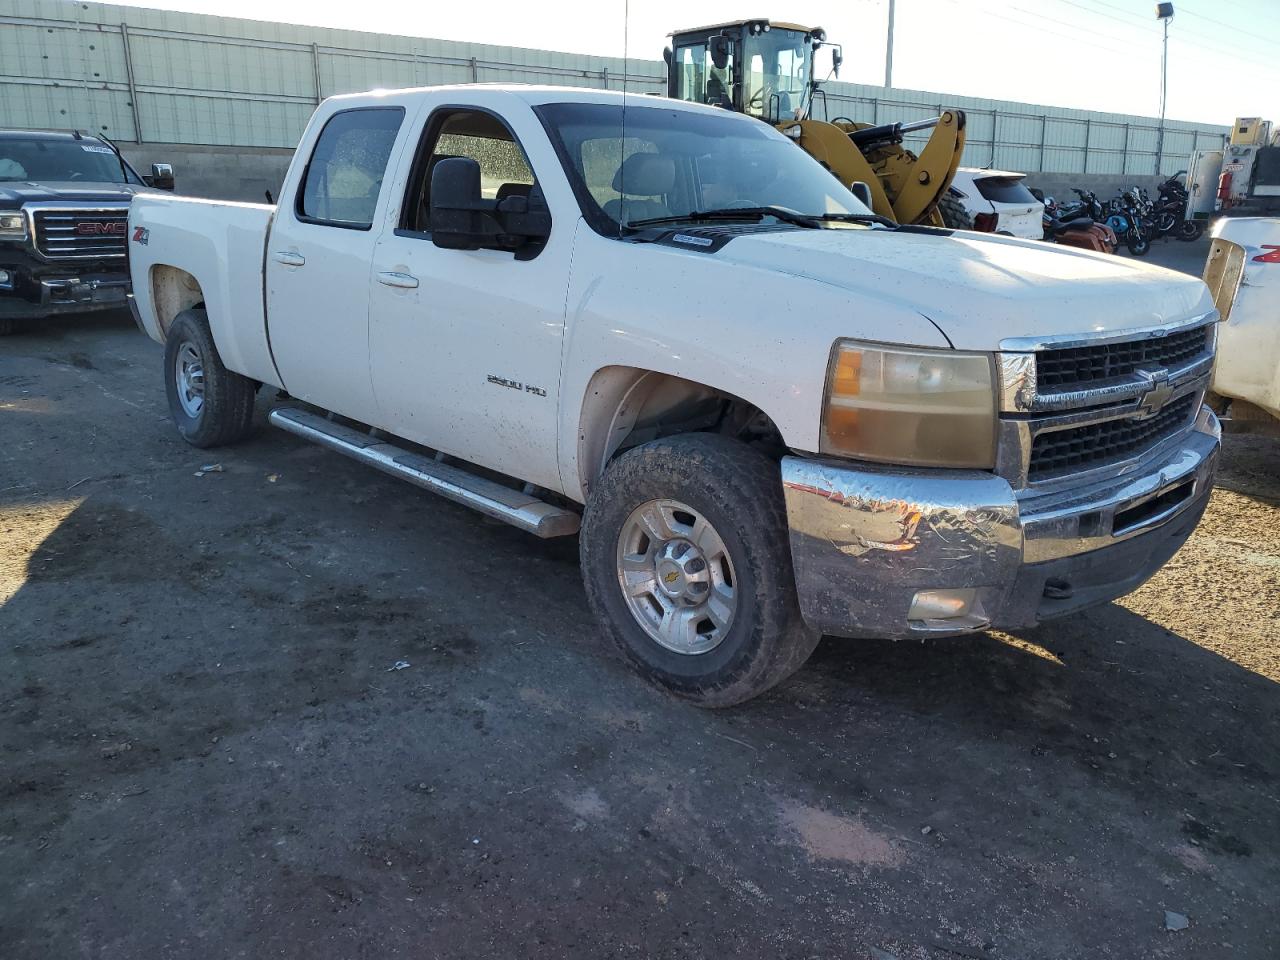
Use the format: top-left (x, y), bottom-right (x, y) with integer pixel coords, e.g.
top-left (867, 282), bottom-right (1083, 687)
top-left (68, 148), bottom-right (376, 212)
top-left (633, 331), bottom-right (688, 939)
top-left (129, 194), bottom-right (280, 389)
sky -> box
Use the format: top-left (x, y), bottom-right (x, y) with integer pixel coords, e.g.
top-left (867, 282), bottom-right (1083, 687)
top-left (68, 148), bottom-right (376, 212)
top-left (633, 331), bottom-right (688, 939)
top-left (107, 0), bottom-right (1280, 124)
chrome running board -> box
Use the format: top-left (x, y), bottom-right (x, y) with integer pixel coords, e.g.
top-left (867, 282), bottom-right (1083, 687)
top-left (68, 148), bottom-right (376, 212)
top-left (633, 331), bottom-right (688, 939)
top-left (268, 407), bottom-right (580, 539)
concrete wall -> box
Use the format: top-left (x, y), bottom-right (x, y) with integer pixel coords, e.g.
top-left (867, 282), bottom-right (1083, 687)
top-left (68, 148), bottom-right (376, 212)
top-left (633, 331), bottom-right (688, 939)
top-left (1022, 172), bottom-right (1172, 206)
top-left (119, 143), bottom-right (292, 202)
top-left (3, 0), bottom-right (1228, 182)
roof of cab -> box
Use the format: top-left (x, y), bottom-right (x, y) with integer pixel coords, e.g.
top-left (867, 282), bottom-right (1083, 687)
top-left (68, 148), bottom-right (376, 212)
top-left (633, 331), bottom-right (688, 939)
top-left (668, 20), bottom-right (818, 36)
top-left (0, 128), bottom-right (105, 141)
top-left (321, 83), bottom-right (730, 117)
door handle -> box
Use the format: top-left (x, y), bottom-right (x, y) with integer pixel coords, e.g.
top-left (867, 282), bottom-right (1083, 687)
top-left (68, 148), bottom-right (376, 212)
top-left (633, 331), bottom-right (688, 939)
top-left (377, 271), bottom-right (419, 289)
top-left (273, 251), bottom-right (305, 267)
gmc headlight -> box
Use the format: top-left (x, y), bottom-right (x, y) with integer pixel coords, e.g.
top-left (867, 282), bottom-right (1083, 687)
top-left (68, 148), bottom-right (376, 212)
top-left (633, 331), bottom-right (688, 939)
top-left (821, 341), bottom-right (997, 468)
top-left (0, 212), bottom-right (26, 239)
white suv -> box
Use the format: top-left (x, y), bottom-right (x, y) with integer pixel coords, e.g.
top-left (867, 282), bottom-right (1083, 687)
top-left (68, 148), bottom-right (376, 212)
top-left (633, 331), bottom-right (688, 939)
top-left (947, 167), bottom-right (1044, 240)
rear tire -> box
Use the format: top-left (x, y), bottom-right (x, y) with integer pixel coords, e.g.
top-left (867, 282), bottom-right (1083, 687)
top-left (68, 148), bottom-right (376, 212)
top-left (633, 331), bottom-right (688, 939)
top-left (0, 317), bottom-right (18, 336)
top-left (580, 433), bottom-right (819, 707)
top-left (1177, 219), bottom-right (1204, 241)
top-left (163, 308), bottom-right (256, 448)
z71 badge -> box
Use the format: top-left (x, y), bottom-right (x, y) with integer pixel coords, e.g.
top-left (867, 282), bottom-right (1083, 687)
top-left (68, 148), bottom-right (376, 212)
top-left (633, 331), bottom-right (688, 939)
top-left (131, 226), bottom-right (149, 245)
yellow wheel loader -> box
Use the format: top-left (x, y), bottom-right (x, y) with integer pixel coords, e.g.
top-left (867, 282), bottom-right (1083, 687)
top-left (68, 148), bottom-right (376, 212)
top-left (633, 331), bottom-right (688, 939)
top-left (663, 19), bottom-right (967, 226)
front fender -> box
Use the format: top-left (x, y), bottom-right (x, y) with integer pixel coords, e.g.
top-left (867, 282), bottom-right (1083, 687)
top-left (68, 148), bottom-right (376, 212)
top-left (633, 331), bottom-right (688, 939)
top-left (557, 226), bottom-right (948, 501)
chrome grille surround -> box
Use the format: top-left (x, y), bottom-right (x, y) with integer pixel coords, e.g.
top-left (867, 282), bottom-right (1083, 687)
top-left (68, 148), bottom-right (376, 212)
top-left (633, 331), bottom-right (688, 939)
top-left (25, 202), bottom-right (131, 261)
top-left (996, 312), bottom-right (1217, 491)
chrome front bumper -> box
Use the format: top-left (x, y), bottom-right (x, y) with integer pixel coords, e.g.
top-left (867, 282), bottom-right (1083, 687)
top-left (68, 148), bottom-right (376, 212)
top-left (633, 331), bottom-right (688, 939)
top-left (781, 406), bottom-right (1220, 638)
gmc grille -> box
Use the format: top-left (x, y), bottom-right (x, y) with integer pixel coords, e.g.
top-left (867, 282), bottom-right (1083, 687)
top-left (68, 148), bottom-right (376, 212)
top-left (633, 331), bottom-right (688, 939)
top-left (32, 208), bottom-right (130, 260)
top-left (1036, 325), bottom-right (1210, 392)
top-left (1028, 393), bottom-right (1198, 482)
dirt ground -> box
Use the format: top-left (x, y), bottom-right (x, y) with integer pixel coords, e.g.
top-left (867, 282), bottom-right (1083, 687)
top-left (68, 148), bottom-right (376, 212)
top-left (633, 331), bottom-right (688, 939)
top-left (1, 309), bottom-right (1277, 960)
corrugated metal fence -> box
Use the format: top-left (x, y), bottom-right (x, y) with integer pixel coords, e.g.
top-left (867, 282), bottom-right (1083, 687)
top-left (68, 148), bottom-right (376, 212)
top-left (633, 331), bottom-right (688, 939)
top-left (0, 0), bottom-right (1228, 176)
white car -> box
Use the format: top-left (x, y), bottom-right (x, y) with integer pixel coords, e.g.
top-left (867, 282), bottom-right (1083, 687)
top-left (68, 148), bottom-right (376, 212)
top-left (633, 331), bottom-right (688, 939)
top-left (1204, 216), bottom-right (1280, 426)
top-left (947, 167), bottom-right (1044, 240)
top-left (126, 85), bottom-right (1220, 705)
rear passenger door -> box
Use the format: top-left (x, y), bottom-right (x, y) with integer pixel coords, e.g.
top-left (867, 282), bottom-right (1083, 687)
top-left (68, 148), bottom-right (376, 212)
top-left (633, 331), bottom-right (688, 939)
top-left (266, 106), bottom-right (409, 425)
top-left (367, 104), bottom-right (571, 492)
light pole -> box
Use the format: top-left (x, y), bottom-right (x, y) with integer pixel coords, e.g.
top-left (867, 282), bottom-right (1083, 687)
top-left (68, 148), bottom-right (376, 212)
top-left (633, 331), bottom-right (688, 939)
top-left (1156, 2), bottom-right (1174, 174)
top-left (885, 0), bottom-right (896, 89)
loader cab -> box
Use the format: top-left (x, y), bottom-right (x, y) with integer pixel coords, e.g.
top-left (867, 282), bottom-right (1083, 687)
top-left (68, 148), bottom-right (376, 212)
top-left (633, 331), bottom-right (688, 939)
top-left (665, 20), bottom-right (834, 123)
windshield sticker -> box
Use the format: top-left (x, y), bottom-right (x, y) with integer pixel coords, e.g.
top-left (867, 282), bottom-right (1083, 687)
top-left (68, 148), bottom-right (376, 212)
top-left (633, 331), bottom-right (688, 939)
top-left (81, 145), bottom-right (115, 155)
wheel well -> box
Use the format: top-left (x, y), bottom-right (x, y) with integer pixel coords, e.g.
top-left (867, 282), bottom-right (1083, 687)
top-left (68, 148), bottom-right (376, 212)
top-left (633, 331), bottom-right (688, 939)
top-left (150, 265), bottom-right (205, 339)
top-left (578, 367), bottom-right (785, 497)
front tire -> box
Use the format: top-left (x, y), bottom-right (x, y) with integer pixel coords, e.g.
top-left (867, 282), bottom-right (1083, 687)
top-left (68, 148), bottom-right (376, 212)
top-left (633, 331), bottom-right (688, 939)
top-left (1126, 235), bottom-right (1151, 256)
top-left (580, 434), bottom-right (819, 707)
top-left (936, 192), bottom-right (973, 230)
top-left (163, 308), bottom-right (256, 448)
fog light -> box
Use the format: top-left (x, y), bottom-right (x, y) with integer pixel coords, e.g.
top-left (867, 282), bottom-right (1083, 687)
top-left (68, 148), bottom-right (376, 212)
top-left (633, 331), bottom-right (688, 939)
top-left (0, 269), bottom-right (11, 287)
top-left (908, 588), bottom-right (976, 621)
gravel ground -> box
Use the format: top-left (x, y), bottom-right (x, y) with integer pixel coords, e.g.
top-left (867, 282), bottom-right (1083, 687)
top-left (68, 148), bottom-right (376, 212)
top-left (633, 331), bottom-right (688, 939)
top-left (1, 305), bottom-right (1277, 960)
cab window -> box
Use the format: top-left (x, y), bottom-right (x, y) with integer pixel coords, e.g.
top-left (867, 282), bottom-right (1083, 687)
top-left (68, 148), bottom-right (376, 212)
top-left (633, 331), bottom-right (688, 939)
top-left (403, 110), bottom-right (537, 233)
top-left (297, 107), bottom-right (404, 229)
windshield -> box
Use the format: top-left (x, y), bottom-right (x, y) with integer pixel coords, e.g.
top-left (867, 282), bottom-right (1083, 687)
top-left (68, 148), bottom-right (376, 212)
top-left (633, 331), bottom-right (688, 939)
top-left (742, 30), bottom-right (812, 119)
top-left (535, 102), bottom-right (872, 234)
top-left (0, 138), bottom-right (137, 183)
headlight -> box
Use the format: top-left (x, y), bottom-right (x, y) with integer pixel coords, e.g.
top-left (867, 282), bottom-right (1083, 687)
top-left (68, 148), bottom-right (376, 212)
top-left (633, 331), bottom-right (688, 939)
top-left (821, 340), bottom-right (996, 468)
top-left (0, 212), bottom-right (27, 239)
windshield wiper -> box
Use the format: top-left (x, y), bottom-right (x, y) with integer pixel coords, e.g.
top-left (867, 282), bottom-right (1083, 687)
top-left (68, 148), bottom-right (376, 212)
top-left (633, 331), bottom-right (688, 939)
top-left (95, 131), bottom-right (132, 184)
top-left (626, 206), bottom-right (821, 229)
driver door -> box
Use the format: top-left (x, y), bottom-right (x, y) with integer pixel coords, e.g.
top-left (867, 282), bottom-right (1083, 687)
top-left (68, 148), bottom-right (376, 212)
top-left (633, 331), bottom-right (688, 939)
top-left (368, 104), bottom-right (571, 492)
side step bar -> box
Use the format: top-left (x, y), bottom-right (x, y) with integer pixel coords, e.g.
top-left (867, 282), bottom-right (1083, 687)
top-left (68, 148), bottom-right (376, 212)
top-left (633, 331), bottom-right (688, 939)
top-left (268, 407), bottom-right (581, 539)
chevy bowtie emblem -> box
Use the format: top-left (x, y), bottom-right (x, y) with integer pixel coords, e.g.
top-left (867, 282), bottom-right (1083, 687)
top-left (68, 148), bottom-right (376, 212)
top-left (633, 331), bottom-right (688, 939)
top-left (662, 571), bottom-right (680, 584)
top-left (1135, 367), bottom-right (1172, 418)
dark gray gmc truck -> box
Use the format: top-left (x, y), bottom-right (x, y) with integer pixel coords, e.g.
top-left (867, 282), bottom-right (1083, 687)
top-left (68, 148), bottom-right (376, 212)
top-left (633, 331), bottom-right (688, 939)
top-left (0, 128), bottom-right (173, 335)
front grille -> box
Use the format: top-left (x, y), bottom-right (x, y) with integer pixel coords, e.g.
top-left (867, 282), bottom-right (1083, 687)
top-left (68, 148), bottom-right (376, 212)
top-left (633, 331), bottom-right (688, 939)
top-left (1036, 325), bottom-right (1209, 392)
top-left (1028, 393), bottom-right (1197, 482)
top-left (32, 208), bottom-right (129, 260)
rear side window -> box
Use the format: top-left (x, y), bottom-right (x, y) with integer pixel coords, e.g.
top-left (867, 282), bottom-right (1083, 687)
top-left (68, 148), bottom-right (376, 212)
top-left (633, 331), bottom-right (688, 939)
top-left (975, 176), bottom-right (1038, 205)
top-left (298, 107), bottom-right (404, 229)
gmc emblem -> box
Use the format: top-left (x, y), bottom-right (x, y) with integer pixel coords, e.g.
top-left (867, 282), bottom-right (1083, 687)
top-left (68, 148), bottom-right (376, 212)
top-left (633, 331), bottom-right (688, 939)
top-left (76, 221), bottom-right (127, 236)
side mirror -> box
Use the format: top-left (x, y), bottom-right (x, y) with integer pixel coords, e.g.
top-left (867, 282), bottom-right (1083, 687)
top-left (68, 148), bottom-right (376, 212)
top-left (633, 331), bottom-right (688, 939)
top-left (429, 157), bottom-right (551, 252)
top-left (496, 188), bottom-right (552, 246)
top-left (148, 162), bottom-right (174, 191)
top-left (710, 35), bottom-right (731, 71)
top-left (832, 47), bottom-right (843, 78)
top-left (662, 46), bottom-right (673, 68)
top-left (430, 157), bottom-right (499, 250)
top-left (850, 180), bottom-right (873, 209)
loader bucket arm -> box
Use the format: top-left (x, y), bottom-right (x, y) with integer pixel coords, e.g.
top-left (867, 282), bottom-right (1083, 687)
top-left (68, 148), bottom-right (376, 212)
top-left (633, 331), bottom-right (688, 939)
top-left (780, 120), bottom-right (896, 220)
top-left (880, 109), bottom-right (966, 225)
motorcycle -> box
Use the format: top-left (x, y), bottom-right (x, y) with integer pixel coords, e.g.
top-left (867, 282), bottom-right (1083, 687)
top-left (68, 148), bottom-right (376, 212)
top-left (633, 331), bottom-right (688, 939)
top-left (1152, 176), bottom-right (1203, 241)
top-left (1104, 188), bottom-right (1152, 256)
top-left (1044, 211), bottom-right (1117, 253)
top-left (1056, 187), bottom-right (1105, 223)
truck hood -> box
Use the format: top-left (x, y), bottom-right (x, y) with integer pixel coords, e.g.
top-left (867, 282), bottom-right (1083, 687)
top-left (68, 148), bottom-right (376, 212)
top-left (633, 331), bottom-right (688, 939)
top-left (0, 181), bottom-right (155, 206)
top-left (709, 226), bottom-right (1214, 350)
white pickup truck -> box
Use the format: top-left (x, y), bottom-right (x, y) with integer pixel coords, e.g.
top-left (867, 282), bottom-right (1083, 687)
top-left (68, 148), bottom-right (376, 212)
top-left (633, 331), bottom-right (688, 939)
top-left (128, 85), bottom-right (1221, 706)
